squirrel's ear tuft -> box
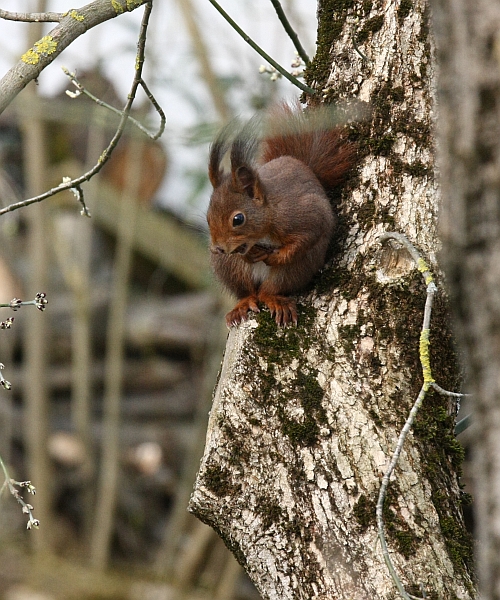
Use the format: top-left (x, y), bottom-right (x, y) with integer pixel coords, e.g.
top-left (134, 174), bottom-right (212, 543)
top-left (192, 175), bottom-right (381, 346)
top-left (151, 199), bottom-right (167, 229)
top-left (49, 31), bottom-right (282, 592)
top-left (208, 141), bottom-right (224, 188)
top-left (209, 121), bottom-right (239, 188)
top-left (230, 116), bottom-right (261, 166)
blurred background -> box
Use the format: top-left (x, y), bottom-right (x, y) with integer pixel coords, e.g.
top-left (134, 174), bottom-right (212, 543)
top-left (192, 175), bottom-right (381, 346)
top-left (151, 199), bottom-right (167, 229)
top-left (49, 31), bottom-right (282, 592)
top-left (0, 0), bottom-right (317, 598)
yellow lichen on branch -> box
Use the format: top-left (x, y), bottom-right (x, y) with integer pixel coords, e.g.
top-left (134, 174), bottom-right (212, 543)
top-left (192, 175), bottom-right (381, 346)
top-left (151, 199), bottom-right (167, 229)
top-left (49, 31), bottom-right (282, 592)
top-left (111, 0), bottom-right (124, 14)
top-left (112, 0), bottom-right (142, 14)
top-left (21, 35), bottom-right (58, 65)
top-left (419, 328), bottom-right (435, 385)
top-left (69, 10), bottom-right (85, 21)
top-left (417, 257), bottom-right (434, 286)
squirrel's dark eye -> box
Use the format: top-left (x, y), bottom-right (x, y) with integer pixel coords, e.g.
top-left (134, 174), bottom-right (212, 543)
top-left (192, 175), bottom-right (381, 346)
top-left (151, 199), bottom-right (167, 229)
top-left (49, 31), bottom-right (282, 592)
top-left (232, 213), bottom-right (245, 227)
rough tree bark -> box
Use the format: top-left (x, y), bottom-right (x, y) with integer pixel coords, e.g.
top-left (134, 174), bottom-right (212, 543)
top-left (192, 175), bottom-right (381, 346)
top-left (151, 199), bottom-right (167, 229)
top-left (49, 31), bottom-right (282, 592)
top-left (431, 1), bottom-right (500, 598)
top-left (189, 1), bottom-right (476, 599)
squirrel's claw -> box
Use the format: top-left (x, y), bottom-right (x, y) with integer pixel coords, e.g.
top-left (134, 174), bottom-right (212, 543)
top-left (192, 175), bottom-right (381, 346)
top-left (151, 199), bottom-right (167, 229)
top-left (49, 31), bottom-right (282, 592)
top-left (226, 296), bottom-right (260, 327)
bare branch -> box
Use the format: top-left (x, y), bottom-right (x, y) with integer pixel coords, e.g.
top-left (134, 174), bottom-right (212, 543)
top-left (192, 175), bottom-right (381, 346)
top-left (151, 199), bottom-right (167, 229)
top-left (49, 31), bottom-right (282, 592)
top-left (0, 0), bottom-right (149, 116)
top-left (139, 79), bottom-right (166, 140)
top-left (63, 67), bottom-right (166, 141)
top-left (269, 0), bottom-right (310, 64)
top-left (431, 382), bottom-right (470, 398)
top-left (0, 9), bottom-right (61, 22)
top-left (206, 0), bottom-right (316, 96)
top-left (0, 1), bottom-right (155, 217)
top-left (377, 232), bottom-right (469, 599)
top-left (0, 363), bottom-right (12, 391)
top-left (378, 236), bottom-right (431, 596)
top-left (0, 454), bottom-right (39, 529)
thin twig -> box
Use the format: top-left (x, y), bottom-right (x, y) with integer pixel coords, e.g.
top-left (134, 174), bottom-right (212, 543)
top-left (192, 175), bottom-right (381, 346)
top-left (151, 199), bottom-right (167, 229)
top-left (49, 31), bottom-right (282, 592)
top-left (0, 293), bottom-right (48, 312)
top-left (269, 0), bottom-right (309, 64)
top-left (0, 293), bottom-right (48, 390)
top-left (0, 2), bottom-right (157, 217)
top-left (375, 296), bottom-right (435, 600)
top-left (0, 453), bottom-right (7, 482)
top-left (378, 232), bottom-right (427, 269)
top-left (63, 67), bottom-right (166, 141)
top-left (430, 382), bottom-right (470, 398)
top-left (348, 17), bottom-right (370, 63)
top-left (74, 185), bottom-right (91, 217)
top-left (377, 231), bottom-right (473, 597)
top-left (139, 79), bottom-right (167, 140)
top-left (206, 0), bottom-right (316, 96)
top-left (0, 363), bottom-right (12, 390)
top-left (0, 9), bottom-right (61, 22)
top-left (0, 453), bottom-right (39, 529)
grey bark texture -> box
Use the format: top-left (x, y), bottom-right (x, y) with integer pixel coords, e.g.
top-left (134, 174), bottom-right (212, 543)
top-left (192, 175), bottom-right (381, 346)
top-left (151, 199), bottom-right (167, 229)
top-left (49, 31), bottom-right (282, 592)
top-left (431, 0), bottom-right (500, 598)
top-left (189, 0), bottom-right (476, 598)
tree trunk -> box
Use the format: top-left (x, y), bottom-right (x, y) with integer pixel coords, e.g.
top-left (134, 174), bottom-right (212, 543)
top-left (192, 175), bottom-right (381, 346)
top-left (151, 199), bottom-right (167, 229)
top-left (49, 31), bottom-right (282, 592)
top-left (22, 1), bottom-right (53, 550)
top-left (90, 138), bottom-right (143, 569)
top-left (430, 1), bottom-right (500, 598)
top-left (189, 1), bottom-right (476, 598)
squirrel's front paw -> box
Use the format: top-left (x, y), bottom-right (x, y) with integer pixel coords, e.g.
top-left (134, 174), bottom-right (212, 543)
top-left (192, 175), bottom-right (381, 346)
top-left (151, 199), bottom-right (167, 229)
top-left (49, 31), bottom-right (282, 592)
top-left (244, 244), bottom-right (273, 263)
top-left (226, 296), bottom-right (260, 327)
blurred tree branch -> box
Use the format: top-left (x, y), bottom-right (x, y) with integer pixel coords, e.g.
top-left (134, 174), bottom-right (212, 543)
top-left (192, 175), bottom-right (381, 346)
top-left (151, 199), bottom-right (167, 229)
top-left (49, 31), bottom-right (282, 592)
top-left (21, 1), bottom-right (52, 548)
top-left (175, 0), bottom-right (231, 122)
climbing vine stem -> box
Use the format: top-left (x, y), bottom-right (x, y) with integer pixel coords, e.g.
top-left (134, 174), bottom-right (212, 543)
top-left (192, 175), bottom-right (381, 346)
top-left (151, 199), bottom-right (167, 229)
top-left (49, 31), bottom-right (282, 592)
top-left (376, 232), bottom-right (468, 600)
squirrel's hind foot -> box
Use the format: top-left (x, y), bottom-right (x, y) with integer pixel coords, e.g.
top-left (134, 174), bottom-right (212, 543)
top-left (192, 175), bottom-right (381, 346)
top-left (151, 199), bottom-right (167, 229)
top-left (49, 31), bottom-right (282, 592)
top-left (259, 293), bottom-right (298, 327)
top-left (225, 294), bottom-right (297, 327)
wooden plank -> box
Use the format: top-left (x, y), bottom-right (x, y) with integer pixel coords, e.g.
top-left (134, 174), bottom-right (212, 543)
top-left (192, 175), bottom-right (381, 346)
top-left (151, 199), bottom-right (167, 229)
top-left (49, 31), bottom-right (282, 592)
top-left (92, 182), bottom-right (211, 289)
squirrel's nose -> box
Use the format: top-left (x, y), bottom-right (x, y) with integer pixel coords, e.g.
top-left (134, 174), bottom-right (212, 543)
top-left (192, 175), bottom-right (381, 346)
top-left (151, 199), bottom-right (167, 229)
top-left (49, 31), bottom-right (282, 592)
top-left (210, 245), bottom-right (225, 255)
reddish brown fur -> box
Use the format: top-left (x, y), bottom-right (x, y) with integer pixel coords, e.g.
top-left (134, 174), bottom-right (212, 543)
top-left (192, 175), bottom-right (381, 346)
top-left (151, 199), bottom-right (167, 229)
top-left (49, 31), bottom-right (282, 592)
top-left (261, 102), bottom-right (356, 190)
top-left (207, 103), bottom-right (356, 327)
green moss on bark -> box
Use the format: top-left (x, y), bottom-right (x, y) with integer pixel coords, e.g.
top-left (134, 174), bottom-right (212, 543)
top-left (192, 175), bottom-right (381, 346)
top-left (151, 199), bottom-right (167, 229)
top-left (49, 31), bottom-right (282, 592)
top-left (305, 0), bottom-right (355, 91)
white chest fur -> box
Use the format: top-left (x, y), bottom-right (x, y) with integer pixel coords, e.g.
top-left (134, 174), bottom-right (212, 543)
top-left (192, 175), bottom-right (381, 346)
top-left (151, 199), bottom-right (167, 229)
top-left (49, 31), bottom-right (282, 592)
top-left (251, 262), bottom-right (271, 284)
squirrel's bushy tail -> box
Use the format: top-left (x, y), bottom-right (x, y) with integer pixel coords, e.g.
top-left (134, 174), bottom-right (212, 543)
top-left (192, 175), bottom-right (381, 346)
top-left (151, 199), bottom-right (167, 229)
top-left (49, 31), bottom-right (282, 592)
top-left (261, 102), bottom-right (356, 190)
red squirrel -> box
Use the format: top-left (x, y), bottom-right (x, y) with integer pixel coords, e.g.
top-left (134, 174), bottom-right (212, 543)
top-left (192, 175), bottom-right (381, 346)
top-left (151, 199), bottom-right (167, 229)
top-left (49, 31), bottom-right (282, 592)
top-left (207, 103), bottom-right (355, 327)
